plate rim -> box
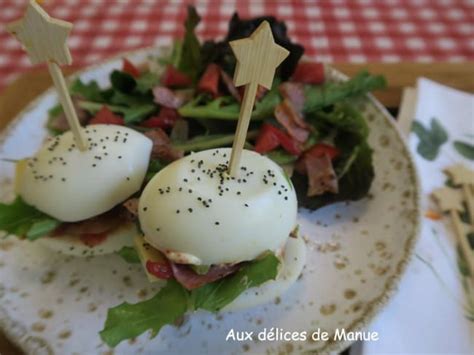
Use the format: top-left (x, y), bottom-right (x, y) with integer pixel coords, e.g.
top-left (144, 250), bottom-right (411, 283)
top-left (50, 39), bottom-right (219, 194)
top-left (0, 46), bottom-right (421, 354)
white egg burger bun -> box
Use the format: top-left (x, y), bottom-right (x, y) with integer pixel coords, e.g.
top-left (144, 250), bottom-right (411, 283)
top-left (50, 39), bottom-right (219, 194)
top-left (15, 124), bottom-right (152, 256)
top-left (136, 148), bottom-right (306, 309)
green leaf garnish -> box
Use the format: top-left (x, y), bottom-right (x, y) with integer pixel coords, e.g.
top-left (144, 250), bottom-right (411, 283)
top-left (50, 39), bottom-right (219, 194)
top-left (0, 197), bottom-right (60, 240)
top-left (412, 118), bottom-right (448, 161)
top-left (453, 141), bottom-right (474, 160)
top-left (117, 246), bottom-right (141, 264)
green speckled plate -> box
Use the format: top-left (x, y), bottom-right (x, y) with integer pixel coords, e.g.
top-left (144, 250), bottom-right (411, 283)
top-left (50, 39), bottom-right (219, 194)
top-left (0, 47), bottom-right (420, 355)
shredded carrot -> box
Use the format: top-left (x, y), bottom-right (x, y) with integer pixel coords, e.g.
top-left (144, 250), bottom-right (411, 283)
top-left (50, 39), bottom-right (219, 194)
top-left (425, 210), bottom-right (442, 220)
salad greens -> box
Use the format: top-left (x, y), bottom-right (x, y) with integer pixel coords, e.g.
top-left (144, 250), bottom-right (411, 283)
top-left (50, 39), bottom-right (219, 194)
top-left (0, 197), bottom-right (60, 240)
top-left (100, 252), bottom-right (279, 346)
top-left (293, 103), bottom-right (374, 209)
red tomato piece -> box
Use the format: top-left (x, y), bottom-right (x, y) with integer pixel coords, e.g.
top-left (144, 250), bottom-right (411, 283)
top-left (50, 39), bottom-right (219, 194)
top-left (254, 123), bottom-right (302, 156)
top-left (306, 143), bottom-right (340, 160)
top-left (292, 62), bottom-right (325, 84)
top-left (122, 58), bottom-right (141, 78)
top-left (89, 106), bottom-right (124, 125)
top-left (161, 65), bottom-right (192, 87)
top-left (197, 63), bottom-right (220, 97)
top-left (146, 260), bottom-right (173, 279)
top-left (141, 107), bottom-right (180, 129)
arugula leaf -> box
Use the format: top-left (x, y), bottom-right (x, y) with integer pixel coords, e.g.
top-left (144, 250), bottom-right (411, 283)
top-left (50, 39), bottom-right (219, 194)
top-left (303, 71), bottom-right (386, 113)
top-left (412, 118), bottom-right (448, 161)
top-left (100, 280), bottom-right (189, 347)
top-left (173, 130), bottom-right (258, 152)
top-left (453, 141), bottom-right (474, 160)
top-left (176, 6), bottom-right (201, 80)
top-left (146, 159), bottom-right (166, 180)
top-left (135, 72), bottom-right (160, 94)
top-left (110, 70), bottom-right (137, 93)
top-left (70, 79), bottom-right (106, 102)
top-left (178, 80), bottom-right (281, 121)
top-left (265, 150), bottom-right (297, 165)
top-left (191, 252), bottom-right (280, 312)
top-left (117, 246), bottom-right (141, 264)
top-left (0, 197), bottom-right (60, 240)
top-left (100, 252), bottom-right (280, 346)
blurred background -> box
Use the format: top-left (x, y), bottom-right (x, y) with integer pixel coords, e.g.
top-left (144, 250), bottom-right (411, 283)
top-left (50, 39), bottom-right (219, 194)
top-left (0, 0), bottom-right (473, 92)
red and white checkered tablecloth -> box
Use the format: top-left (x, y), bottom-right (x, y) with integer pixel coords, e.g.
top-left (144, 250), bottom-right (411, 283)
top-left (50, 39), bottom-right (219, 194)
top-left (0, 0), bottom-right (473, 92)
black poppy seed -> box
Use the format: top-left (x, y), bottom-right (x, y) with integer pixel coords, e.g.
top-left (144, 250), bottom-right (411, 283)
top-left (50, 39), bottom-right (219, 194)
top-left (126, 177), bottom-right (130, 181)
top-left (244, 203), bottom-right (249, 207)
top-left (191, 159), bottom-right (195, 163)
top-left (92, 164), bottom-right (96, 167)
top-left (156, 228), bottom-right (160, 231)
top-left (118, 156), bottom-right (122, 159)
top-left (183, 178), bottom-right (188, 182)
top-left (237, 191), bottom-right (241, 195)
top-left (278, 191), bottom-right (282, 195)
top-left (143, 207), bottom-right (148, 212)
top-left (61, 178), bottom-right (66, 182)
top-left (273, 182), bottom-right (277, 186)
top-left (179, 187), bottom-right (183, 191)
top-left (123, 138), bottom-right (127, 143)
top-left (284, 197), bottom-right (288, 200)
top-left (197, 177), bottom-right (201, 181)
top-left (188, 189), bottom-right (192, 193)
top-left (188, 208), bottom-right (193, 213)
top-left (176, 209), bottom-right (180, 214)
top-left (198, 197), bottom-right (202, 201)
top-left (215, 221), bottom-right (220, 225)
top-left (191, 169), bottom-right (195, 173)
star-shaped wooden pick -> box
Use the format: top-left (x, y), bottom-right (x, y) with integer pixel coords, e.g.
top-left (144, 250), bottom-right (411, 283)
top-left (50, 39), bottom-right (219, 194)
top-left (444, 164), bottom-right (474, 186)
top-left (431, 187), bottom-right (464, 212)
top-left (6, 0), bottom-right (72, 66)
top-left (230, 21), bottom-right (289, 89)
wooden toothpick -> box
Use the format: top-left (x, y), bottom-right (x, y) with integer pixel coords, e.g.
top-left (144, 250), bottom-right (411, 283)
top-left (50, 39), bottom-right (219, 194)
top-left (445, 164), bottom-right (474, 225)
top-left (6, 0), bottom-right (87, 151)
top-left (228, 21), bottom-right (289, 176)
top-left (432, 187), bottom-right (474, 281)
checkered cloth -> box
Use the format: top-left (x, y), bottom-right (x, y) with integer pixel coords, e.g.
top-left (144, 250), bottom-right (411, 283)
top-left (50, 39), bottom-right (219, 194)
top-left (0, 0), bottom-right (473, 92)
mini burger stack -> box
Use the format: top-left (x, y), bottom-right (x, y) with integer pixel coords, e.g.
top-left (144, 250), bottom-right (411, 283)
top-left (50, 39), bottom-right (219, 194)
top-left (11, 124), bottom-right (152, 256)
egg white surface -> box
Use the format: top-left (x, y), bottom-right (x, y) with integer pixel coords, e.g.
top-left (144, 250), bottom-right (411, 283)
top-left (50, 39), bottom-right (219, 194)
top-left (139, 148), bottom-right (297, 265)
top-left (36, 222), bottom-right (136, 257)
top-left (223, 235), bottom-right (306, 312)
top-left (18, 124), bottom-right (152, 222)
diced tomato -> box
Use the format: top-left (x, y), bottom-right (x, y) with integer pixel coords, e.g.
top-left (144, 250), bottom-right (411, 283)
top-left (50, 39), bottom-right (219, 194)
top-left (122, 58), bottom-right (140, 78)
top-left (255, 124), bottom-right (280, 154)
top-left (89, 106), bottom-right (124, 125)
top-left (197, 63), bottom-right (220, 97)
top-left (255, 123), bottom-right (302, 156)
top-left (305, 143), bottom-right (340, 160)
top-left (292, 62), bottom-right (325, 84)
top-left (79, 232), bottom-right (108, 247)
top-left (146, 260), bottom-right (173, 279)
top-left (141, 107), bottom-right (180, 129)
top-left (161, 65), bottom-right (192, 87)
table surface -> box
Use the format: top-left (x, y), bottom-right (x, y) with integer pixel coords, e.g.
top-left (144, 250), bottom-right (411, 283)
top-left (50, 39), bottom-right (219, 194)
top-left (1, 0), bottom-right (473, 92)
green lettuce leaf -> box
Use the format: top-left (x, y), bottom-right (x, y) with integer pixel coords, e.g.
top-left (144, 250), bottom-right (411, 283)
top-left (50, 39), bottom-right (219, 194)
top-left (412, 118), bottom-right (448, 161)
top-left (100, 252), bottom-right (279, 346)
top-left (0, 197), bottom-right (60, 240)
top-left (191, 252), bottom-right (280, 312)
top-left (70, 79), bottom-right (107, 102)
top-left (100, 280), bottom-right (189, 347)
top-left (117, 246), bottom-right (141, 264)
top-left (303, 71), bottom-right (386, 113)
top-left (176, 6), bottom-right (201, 80)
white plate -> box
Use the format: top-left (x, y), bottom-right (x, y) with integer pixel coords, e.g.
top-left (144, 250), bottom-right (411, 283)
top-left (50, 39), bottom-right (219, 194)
top-left (0, 47), bottom-right (420, 355)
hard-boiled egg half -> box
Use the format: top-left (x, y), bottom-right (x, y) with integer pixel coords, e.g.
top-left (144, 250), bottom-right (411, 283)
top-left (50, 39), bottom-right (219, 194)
top-left (137, 148), bottom-right (306, 308)
top-left (16, 124), bottom-right (152, 256)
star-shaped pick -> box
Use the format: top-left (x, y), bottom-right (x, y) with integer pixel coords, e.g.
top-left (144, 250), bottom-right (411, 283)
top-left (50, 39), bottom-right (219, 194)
top-left (444, 164), bottom-right (474, 186)
top-left (230, 21), bottom-right (289, 89)
top-left (431, 187), bottom-right (464, 212)
top-left (6, 0), bottom-right (72, 66)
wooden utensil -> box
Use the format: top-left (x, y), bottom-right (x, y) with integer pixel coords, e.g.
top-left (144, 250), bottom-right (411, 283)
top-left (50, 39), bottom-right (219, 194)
top-left (445, 165), bottom-right (474, 226)
top-left (6, 0), bottom-right (87, 151)
top-left (432, 186), bottom-right (474, 281)
top-left (227, 21), bottom-right (289, 176)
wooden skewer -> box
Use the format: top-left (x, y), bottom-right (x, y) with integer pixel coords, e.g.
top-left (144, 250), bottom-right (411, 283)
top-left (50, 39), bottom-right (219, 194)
top-left (6, 0), bottom-right (87, 151)
top-left (432, 187), bottom-right (474, 282)
top-left (228, 21), bottom-right (289, 176)
top-left (445, 165), bottom-right (474, 225)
